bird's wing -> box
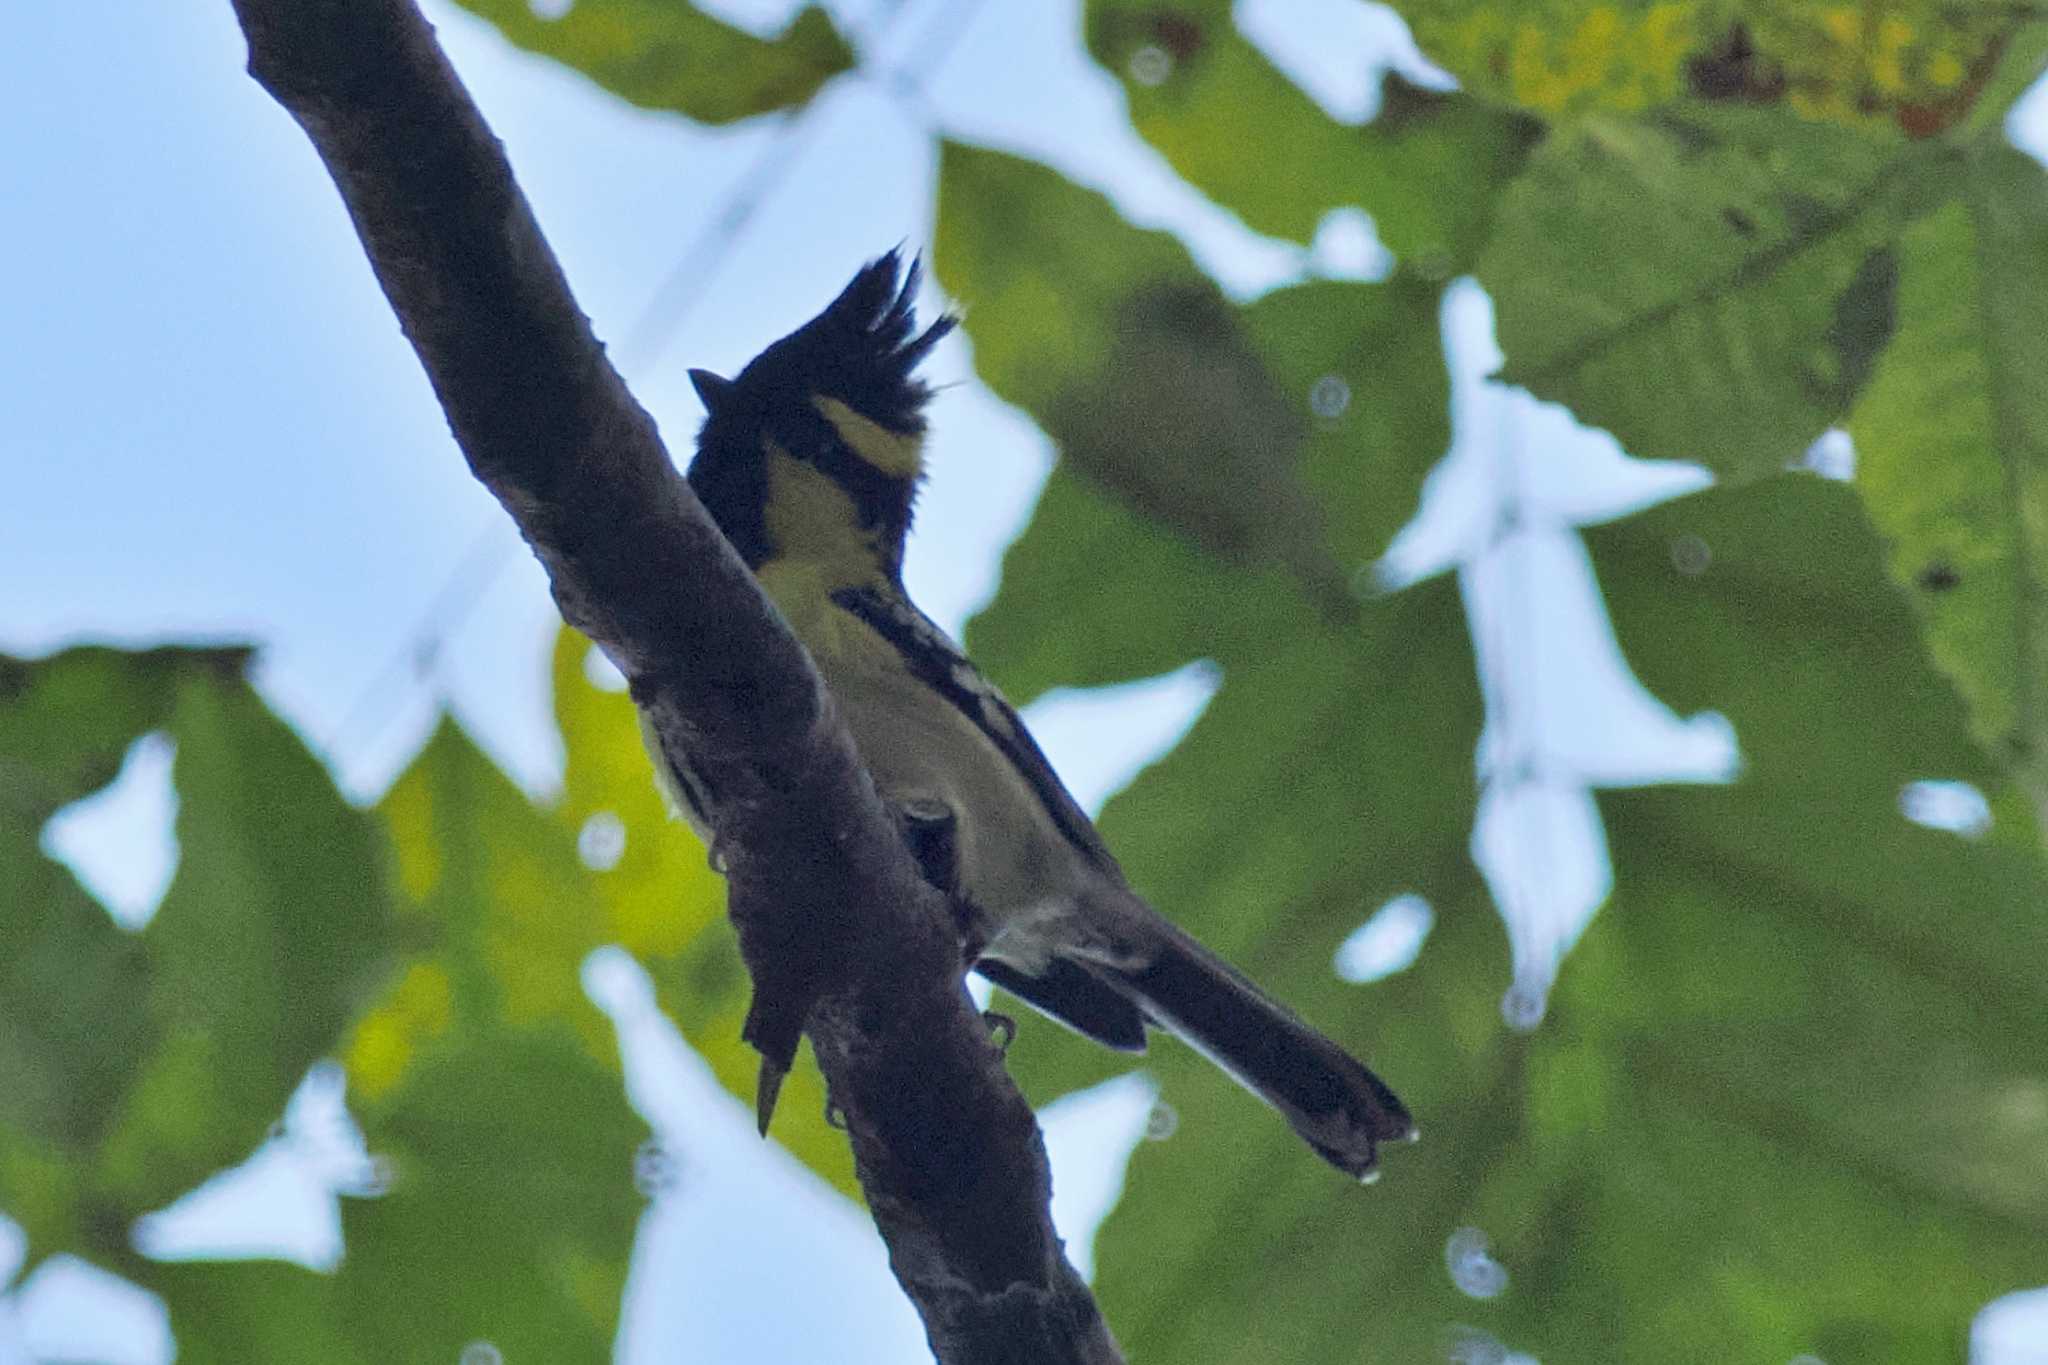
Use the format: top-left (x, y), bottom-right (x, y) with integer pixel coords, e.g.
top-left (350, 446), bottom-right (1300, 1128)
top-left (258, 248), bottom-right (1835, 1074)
top-left (829, 584), bottom-right (1123, 876)
top-left (973, 956), bottom-right (1147, 1053)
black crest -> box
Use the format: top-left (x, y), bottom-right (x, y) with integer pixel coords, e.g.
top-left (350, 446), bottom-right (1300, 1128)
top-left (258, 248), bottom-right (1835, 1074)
top-left (688, 251), bottom-right (955, 574)
top-left (694, 249), bottom-right (955, 435)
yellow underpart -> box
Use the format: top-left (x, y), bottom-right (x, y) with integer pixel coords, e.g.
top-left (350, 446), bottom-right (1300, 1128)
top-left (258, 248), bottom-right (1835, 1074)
top-left (646, 445), bottom-right (892, 844)
top-left (813, 396), bottom-right (925, 478)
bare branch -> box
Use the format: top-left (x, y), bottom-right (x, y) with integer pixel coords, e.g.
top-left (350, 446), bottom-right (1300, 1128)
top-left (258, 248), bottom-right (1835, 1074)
top-left (224, 0), bottom-right (1119, 1357)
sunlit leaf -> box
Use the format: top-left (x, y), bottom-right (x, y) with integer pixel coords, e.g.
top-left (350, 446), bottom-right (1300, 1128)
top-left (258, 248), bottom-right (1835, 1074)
top-left (329, 722), bottom-right (641, 1361)
top-left (1085, 0), bottom-right (1535, 267)
top-left (448, 0), bottom-right (853, 124)
top-left (1400, 0), bottom-right (2030, 134)
top-left (1481, 105), bottom-right (1950, 479)
top-left (1849, 144), bottom-right (2048, 831)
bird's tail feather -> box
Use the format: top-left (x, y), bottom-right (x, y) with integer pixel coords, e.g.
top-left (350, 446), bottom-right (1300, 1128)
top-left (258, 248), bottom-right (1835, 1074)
top-left (1103, 923), bottom-right (1414, 1181)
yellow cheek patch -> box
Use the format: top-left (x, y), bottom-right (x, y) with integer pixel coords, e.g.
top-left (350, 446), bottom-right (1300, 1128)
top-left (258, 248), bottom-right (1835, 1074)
top-left (761, 444), bottom-right (878, 590)
top-left (814, 396), bottom-right (926, 478)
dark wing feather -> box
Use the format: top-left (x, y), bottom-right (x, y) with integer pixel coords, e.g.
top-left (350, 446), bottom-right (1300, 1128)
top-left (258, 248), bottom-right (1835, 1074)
top-left (829, 584), bottom-right (1122, 875)
top-left (975, 957), bottom-right (1147, 1053)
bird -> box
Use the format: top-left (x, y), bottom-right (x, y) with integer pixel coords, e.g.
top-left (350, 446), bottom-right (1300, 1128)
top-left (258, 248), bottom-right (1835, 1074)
top-left (658, 250), bottom-right (1415, 1181)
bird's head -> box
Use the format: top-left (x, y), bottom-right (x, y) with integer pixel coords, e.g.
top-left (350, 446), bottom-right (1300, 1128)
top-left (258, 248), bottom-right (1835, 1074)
top-left (686, 251), bottom-right (955, 581)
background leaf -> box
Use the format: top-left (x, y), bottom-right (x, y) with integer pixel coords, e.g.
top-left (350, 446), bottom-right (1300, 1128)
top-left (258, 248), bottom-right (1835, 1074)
top-left (0, 647), bottom-right (396, 1276)
top-left (1849, 143), bottom-right (2048, 833)
top-left (1480, 104), bottom-right (1940, 480)
top-left (142, 722), bottom-right (647, 1361)
top-left (937, 141), bottom-right (1453, 625)
top-left (94, 670), bottom-right (396, 1216)
top-left (1084, 0), bottom-right (1535, 269)
top-left (325, 721), bottom-right (643, 1363)
top-left (1402, 0), bottom-right (2025, 134)
top-left (446, 0), bottom-right (853, 124)
top-left (1051, 478), bottom-right (2048, 1362)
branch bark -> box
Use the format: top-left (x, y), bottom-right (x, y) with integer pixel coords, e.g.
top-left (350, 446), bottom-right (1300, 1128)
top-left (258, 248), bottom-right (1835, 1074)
top-left (224, 2), bottom-right (1119, 1359)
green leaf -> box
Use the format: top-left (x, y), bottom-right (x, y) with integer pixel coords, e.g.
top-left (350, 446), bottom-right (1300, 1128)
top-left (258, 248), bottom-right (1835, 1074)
top-left (1958, 22), bottom-right (2048, 140)
top-left (938, 142), bottom-right (1453, 640)
top-left (0, 852), bottom-right (150, 1157)
top-left (1066, 477), bottom-right (2048, 1361)
top-left (1084, 0), bottom-right (1535, 267)
top-left (0, 647), bottom-right (397, 1270)
top-left (1402, 0), bottom-right (1700, 117)
top-left (145, 1261), bottom-right (356, 1363)
top-left (1481, 106), bottom-right (1952, 479)
top-left (335, 1026), bottom-right (641, 1363)
top-left (549, 628), bottom-right (860, 1197)
top-left (967, 464), bottom-right (1282, 697)
top-left (0, 645), bottom-right (201, 817)
top-left (935, 141), bottom-right (1202, 418)
top-left (93, 673), bottom-right (398, 1215)
top-left (156, 719), bottom-right (647, 1364)
top-left (1565, 478), bottom-right (2048, 1356)
top-left (0, 648), bottom-right (177, 1257)
top-left (447, 0), bottom-right (852, 124)
top-left (157, 1023), bottom-right (644, 1365)
top-left (1401, 0), bottom-right (2027, 135)
top-left (1848, 144), bottom-right (2048, 833)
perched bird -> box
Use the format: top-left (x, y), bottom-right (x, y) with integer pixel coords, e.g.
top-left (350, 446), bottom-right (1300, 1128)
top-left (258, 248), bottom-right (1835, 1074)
top-left (661, 251), bottom-right (1414, 1180)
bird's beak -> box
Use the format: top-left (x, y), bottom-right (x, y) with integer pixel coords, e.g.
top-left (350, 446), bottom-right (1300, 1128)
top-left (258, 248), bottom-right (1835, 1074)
top-left (689, 369), bottom-right (736, 414)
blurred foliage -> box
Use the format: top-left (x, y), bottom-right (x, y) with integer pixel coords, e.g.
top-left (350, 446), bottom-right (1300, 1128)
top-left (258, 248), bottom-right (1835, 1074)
top-left (1402, 0), bottom-right (2032, 135)
top-left (937, 141), bottom-right (1453, 619)
top-left (1481, 104), bottom-right (1940, 479)
top-left (448, 0), bottom-right (852, 124)
top-left (7, 1), bottom-right (2048, 1362)
top-left (0, 649), bottom-right (394, 1308)
top-left (1085, 0), bottom-right (1538, 269)
top-left (0, 653), bottom-right (646, 1362)
top-left (326, 723), bottom-right (644, 1363)
top-left (1849, 143), bottom-right (2048, 831)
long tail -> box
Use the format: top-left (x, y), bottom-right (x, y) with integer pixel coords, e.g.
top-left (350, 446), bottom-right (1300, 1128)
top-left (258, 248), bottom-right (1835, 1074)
top-left (1103, 921), bottom-right (1415, 1181)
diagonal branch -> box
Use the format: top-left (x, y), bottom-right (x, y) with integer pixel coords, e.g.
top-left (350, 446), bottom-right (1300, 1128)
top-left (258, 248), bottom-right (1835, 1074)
top-left (223, 1), bottom-right (1119, 1359)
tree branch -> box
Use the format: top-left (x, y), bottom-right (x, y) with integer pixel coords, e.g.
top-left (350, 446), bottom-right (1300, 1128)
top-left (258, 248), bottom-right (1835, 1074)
top-left (224, 1), bottom-right (1119, 1358)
